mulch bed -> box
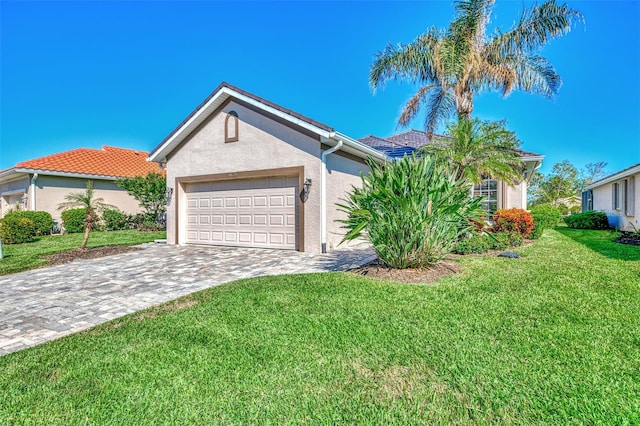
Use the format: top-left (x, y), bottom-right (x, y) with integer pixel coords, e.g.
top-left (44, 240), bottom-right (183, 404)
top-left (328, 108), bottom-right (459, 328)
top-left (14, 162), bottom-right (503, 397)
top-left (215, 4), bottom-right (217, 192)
top-left (613, 233), bottom-right (640, 246)
top-left (44, 246), bottom-right (142, 266)
top-left (350, 258), bottom-right (462, 284)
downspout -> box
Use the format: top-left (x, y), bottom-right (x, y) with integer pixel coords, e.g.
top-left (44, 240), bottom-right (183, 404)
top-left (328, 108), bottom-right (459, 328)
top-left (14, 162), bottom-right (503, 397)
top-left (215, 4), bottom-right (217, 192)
top-left (320, 139), bottom-right (343, 253)
top-left (30, 173), bottom-right (39, 211)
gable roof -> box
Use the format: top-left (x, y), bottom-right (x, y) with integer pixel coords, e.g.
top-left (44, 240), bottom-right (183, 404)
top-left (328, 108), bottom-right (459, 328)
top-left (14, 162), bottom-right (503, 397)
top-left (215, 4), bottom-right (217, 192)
top-left (1, 146), bottom-right (163, 180)
top-left (585, 162), bottom-right (640, 190)
top-left (148, 82), bottom-right (388, 163)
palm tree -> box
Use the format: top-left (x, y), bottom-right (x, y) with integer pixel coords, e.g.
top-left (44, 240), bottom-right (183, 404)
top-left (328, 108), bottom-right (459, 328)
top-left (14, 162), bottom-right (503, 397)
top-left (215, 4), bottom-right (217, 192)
top-left (421, 117), bottom-right (524, 185)
top-left (370, 0), bottom-right (583, 134)
top-left (58, 181), bottom-right (115, 249)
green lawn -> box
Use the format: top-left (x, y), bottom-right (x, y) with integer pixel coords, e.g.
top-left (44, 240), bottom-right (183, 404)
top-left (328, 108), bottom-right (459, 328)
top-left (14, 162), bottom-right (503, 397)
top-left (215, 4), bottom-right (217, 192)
top-left (1, 228), bottom-right (639, 424)
top-left (0, 230), bottom-right (166, 275)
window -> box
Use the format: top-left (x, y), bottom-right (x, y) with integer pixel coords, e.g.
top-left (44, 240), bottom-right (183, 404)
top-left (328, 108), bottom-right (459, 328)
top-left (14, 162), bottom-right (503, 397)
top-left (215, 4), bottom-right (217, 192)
top-left (612, 182), bottom-right (620, 210)
top-left (225, 111), bottom-right (239, 143)
top-left (473, 179), bottom-right (498, 214)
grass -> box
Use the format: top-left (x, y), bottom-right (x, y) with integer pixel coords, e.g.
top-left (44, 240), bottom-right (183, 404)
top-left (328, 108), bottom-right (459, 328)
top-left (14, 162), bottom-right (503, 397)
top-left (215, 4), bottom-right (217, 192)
top-left (1, 228), bottom-right (639, 424)
top-left (0, 230), bottom-right (166, 275)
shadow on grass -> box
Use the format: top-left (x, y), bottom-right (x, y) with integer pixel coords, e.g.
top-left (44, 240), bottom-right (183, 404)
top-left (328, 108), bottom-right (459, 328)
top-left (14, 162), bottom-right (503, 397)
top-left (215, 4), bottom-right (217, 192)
top-left (555, 226), bottom-right (640, 261)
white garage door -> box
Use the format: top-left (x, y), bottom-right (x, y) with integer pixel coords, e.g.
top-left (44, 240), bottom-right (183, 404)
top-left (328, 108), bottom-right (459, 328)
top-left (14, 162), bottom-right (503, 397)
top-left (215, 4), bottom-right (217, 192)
top-left (185, 176), bottom-right (298, 250)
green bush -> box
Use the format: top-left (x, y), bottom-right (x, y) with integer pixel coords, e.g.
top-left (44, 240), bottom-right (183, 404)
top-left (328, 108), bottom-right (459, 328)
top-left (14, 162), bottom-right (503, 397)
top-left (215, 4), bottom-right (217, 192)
top-left (102, 209), bottom-right (131, 231)
top-left (61, 208), bottom-right (87, 233)
top-left (339, 155), bottom-right (485, 268)
top-left (22, 211), bottom-right (53, 236)
top-left (530, 204), bottom-right (562, 239)
top-left (504, 232), bottom-right (524, 247)
top-left (563, 210), bottom-right (609, 230)
top-left (453, 234), bottom-right (489, 254)
top-left (0, 215), bottom-right (36, 244)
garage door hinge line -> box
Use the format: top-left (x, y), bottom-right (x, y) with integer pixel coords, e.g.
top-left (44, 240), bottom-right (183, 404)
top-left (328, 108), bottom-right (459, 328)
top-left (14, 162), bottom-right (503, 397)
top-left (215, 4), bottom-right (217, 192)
top-left (321, 139), bottom-right (343, 253)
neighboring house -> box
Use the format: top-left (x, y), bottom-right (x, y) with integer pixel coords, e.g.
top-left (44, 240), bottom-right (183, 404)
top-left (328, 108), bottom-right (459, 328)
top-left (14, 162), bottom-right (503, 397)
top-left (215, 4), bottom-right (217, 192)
top-left (148, 83), bottom-right (543, 253)
top-left (583, 162), bottom-right (639, 231)
top-left (0, 146), bottom-right (164, 227)
top-left (358, 130), bottom-right (543, 215)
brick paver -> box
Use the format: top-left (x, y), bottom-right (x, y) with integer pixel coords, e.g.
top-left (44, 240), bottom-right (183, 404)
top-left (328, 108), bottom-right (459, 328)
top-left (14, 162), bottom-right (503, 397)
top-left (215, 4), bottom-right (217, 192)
top-left (0, 243), bottom-right (376, 355)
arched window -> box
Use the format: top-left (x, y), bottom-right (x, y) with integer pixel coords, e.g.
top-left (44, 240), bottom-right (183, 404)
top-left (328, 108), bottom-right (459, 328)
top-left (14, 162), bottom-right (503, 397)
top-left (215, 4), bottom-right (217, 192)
top-left (225, 111), bottom-right (239, 143)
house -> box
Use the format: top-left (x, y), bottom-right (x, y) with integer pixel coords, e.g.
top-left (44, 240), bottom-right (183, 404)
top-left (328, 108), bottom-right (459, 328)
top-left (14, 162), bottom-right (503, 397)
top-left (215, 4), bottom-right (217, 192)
top-left (583, 162), bottom-right (639, 231)
top-left (0, 146), bottom-right (164, 226)
top-left (358, 130), bottom-right (544, 214)
top-left (148, 83), bottom-right (543, 253)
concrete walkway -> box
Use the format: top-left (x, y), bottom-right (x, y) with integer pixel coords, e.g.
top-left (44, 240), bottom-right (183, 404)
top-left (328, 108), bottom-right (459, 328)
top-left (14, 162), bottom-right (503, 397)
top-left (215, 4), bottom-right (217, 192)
top-left (0, 243), bottom-right (376, 355)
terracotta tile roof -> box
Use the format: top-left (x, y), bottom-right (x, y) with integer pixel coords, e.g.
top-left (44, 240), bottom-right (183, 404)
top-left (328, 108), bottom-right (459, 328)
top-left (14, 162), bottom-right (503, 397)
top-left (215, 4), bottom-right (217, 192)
top-left (13, 146), bottom-right (164, 178)
top-left (360, 129), bottom-right (542, 158)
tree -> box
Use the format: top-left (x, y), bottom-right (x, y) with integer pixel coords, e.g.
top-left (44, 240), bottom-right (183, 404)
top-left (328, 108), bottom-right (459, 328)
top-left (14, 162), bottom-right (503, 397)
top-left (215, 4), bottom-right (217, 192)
top-left (117, 172), bottom-right (167, 220)
top-left (370, 0), bottom-right (583, 134)
top-left (579, 161), bottom-right (608, 191)
top-left (420, 117), bottom-right (524, 185)
top-left (529, 160), bottom-right (580, 207)
top-left (58, 181), bottom-right (115, 249)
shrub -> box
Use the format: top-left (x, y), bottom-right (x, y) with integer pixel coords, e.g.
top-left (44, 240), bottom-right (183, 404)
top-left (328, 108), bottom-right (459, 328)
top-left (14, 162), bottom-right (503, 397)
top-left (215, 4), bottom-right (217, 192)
top-left (530, 204), bottom-right (562, 239)
top-left (563, 210), bottom-right (609, 230)
top-left (22, 211), bottom-right (53, 236)
top-left (453, 234), bottom-right (489, 254)
top-left (339, 155), bottom-right (485, 268)
top-left (103, 209), bottom-right (131, 231)
top-left (61, 208), bottom-right (87, 233)
top-left (504, 231), bottom-right (524, 247)
top-left (0, 215), bottom-right (36, 244)
top-left (492, 208), bottom-right (534, 238)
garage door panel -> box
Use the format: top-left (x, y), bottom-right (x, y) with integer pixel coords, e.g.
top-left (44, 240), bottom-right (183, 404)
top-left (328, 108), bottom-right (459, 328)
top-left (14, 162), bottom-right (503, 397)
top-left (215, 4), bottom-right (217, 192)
top-left (185, 177), bottom-right (298, 250)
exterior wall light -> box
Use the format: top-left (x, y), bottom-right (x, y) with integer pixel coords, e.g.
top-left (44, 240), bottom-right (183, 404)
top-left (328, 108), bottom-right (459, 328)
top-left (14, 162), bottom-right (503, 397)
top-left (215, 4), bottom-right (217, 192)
top-left (300, 178), bottom-right (312, 202)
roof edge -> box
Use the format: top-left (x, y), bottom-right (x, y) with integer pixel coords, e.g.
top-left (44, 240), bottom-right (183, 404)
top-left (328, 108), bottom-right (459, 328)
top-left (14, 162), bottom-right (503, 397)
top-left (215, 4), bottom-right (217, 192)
top-left (585, 163), bottom-right (640, 190)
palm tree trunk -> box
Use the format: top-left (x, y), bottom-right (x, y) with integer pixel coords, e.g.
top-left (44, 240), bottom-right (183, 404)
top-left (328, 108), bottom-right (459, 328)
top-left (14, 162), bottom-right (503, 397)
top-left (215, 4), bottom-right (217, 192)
top-left (81, 224), bottom-right (91, 249)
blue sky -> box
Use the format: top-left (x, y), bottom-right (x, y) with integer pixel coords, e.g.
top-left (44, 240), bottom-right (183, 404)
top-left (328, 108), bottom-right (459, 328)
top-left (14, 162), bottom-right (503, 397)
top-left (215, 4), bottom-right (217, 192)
top-left (1, 1), bottom-right (638, 175)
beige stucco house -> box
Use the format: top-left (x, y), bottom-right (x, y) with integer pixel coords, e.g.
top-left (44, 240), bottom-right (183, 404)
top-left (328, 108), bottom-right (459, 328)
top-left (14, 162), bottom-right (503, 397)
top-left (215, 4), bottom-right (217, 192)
top-left (149, 83), bottom-right (544, 253)
top-left (583, 162), bottom-right (639, 231)
top-left (0, 146), bottom-right (164, 227)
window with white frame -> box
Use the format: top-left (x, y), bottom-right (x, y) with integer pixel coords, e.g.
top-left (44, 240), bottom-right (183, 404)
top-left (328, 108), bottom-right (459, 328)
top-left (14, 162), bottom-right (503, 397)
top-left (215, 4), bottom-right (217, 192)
top-left (624, 176), bottom-right (635, 216)
top-left (473, 179), bottom-right (498, 214)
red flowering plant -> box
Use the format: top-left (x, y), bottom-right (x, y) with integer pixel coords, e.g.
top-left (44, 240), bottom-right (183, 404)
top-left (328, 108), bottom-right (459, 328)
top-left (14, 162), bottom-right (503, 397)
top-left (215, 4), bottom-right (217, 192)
top-left (492, 208), bottom-right (534, 238)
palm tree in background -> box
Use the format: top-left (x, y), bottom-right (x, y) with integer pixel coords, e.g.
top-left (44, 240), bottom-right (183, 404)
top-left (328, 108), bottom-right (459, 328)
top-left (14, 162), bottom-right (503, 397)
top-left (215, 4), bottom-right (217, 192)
top-left (58, 181), bottom-right (115, 249)
top-left (370, 0), bottom-right (583, 134)
top-left (421, 117), bottom-right (524, 185)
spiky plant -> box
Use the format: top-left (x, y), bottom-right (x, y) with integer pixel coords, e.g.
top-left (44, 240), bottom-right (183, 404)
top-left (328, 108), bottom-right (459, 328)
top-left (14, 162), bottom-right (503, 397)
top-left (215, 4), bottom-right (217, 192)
top-left (338, 155), bottom-right (485, 269)
top-left (421, 117), bottom-right (524, 185)
top-left (58, 181), bottom-right (116, 249)
top-left (370, 0), bottom-right (583, 133)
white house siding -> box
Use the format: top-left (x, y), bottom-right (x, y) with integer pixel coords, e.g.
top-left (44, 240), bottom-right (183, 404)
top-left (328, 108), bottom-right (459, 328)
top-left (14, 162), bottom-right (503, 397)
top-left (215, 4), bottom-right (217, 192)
top-left (591, 171), bottom-right (639, 231)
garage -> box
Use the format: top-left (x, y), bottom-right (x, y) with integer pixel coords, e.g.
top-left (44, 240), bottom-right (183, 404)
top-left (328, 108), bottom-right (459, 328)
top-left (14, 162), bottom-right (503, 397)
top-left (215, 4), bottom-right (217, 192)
top-left (184, 176), bottom-right (298, 249)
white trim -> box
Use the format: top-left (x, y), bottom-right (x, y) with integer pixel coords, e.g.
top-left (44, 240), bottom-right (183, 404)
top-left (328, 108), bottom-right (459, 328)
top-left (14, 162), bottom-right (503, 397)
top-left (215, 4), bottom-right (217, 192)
top-left (586, 164), bottom-right (640, 190)
top-left (147, 86), bottom-right (390, 164)
top-left (1, 189), bottom-right (26, 197)
top-left (7, 169), bottom-right (120, 181)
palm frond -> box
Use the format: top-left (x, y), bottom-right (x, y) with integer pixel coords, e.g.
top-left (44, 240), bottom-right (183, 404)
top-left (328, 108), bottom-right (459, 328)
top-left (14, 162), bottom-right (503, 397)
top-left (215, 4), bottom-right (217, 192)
top-left (369, 28), bottom-right (442, 92)
top-left (487, 0), bottom-right (584, 58)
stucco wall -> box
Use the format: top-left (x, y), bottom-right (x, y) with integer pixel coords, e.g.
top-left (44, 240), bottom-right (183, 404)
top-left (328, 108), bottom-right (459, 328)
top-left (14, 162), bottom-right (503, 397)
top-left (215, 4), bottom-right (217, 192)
top-left (325, 152), bottom-right (369, 251)
top-left (34, 176), bottom-right (141, 224)
top-left (501, 181), bottom-right (527, 210)
top-left (165, 100), bottom-right (325, 252)
top-left (0, 176), bottom-right (30, 217)
top-left (591, 172), bottom-right (639, 231)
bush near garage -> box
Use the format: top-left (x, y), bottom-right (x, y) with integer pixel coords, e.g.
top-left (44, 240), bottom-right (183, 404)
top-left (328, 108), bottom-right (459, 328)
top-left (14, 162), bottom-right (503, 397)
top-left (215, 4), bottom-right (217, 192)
top-left (0, 214), bottom-right (36, 244)
top-left (61, 208), bottom-right (87, 234)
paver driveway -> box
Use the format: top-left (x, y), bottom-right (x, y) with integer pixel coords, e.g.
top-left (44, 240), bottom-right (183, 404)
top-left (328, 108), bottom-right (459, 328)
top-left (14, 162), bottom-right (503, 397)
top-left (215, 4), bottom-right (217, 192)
top-left (0, 243), bottom-right (376, 355)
